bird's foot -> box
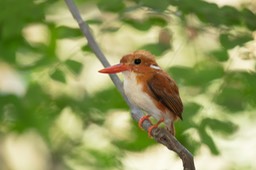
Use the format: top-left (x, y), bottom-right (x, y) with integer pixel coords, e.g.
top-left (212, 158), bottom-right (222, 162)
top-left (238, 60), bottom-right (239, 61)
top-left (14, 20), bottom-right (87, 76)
top-left (148, 118), bottom-right (164, 137)
top-left (138, 115), bottom-right (151, 129)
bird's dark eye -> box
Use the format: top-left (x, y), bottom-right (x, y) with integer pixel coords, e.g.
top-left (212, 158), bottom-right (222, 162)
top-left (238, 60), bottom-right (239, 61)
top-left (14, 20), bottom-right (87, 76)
top-left (134, 58), bottom-right (141, 65)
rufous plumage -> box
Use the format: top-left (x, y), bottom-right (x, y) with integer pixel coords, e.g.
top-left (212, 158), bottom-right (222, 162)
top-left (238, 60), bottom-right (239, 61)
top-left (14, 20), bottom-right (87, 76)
top-left (99, 50), bottom-right (183, 136)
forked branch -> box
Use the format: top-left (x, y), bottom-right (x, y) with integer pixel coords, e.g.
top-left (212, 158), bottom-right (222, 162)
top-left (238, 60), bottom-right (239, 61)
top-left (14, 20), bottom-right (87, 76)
top-left (64, 0), bottom-right (195, 169)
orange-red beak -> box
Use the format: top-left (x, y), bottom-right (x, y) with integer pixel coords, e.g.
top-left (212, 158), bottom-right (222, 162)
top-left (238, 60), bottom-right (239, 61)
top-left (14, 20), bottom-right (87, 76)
top-left (99, 63), bottom-right (129, 74)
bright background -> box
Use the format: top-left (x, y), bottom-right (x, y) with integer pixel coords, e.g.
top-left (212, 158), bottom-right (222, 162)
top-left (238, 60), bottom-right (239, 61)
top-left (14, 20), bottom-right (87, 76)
top-left (0, 0), bottom-right (256, 170)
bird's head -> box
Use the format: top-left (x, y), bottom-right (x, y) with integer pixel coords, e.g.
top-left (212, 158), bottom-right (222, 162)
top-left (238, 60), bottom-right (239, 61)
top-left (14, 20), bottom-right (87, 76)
top-left (99, 50), bottom-right (161, 74)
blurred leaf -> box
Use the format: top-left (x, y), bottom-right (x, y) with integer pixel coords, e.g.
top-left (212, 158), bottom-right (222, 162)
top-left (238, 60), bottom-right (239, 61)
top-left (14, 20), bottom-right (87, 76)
top-left (97, 0), bottom-right (125, 12)
top-left (65, 59), bottom-right (83, 75)
top-left (81, 44), bottom-right (92, 52)
top-left (191, 62), bottom-right (224, 86)
top-left (24, 84), bottom-right (61, 121)
top-left (171, 0), bottom-right (223, 26)
top-left (215, 87), bottom-right (245, 112)
top-left (168, 66), bottom-right (192, 85)
top-left (55, 88), bottom-right (128, 125)
top-left (177, 134), bottom-right (201, 155)
top-left (101, 26), bottom-right (120, 32)
top-left (218, 6), bottom-right (241, 26)
top-left (86, 19), bottom-right (103, 25)
top-left (122, 16), bottom-right (167, 31)
top-left (215, 72), bottom-right (256, 111)
top-left (89, 88), bottom-right (127, 112)
top-left (140, 43), bottom-right (169, 56)
top-left (113, 122), bottom-right (155, 151)
top-left (170, 0), bottom-right (252, 27)
top-left (0, 0), bottom-right (45, 39)
top-left (0, 83), bottom-right (59, 140)
top-left (169, 62), bottom-right (224, 88)
top-left (56, 26), bottom-right (82, 39)
top-left (198, 117), bottom-right (237, 155)
top-left (147, 16), bottom-right (168, 27)
top-left (47, 23), bottom-right (58, 57)
top-left (175, 102), bottom-right (201, 135)
top-left (241, 8), bottom-right (256, 31)
top-left (50, 68), bottom-right (66, 83)
top-left (219, 33), bottom-right (253, 49)
top-left (209, 49), bottom-right (229, 61)
top-left (0, 39), bottom-right (22, 63)
top-left (194, 1), bottom-right (221, 26)
top-left (199, 127), bottom-right (219, 155)
top-left (174, 103), bottom-right (203, 155)
top-left (201, 118), bottom-right (238, 135)
top-left (122, 18), bottom-right (152, 31)
top-left (141, 0), bottom-right (170, 12)
top-left (183, 102), bottom-right (201, 120)
top-left (0, 95), bottom-right (21, 122)
top-left (86, 149), bottom-right (122, 169)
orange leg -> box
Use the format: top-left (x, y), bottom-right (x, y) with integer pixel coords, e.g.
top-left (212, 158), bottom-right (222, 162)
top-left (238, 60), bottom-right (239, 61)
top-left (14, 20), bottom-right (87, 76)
top-left (138, 115), bottom-right (151, 129)
top-left (148, 118), bottom-right (164, 137)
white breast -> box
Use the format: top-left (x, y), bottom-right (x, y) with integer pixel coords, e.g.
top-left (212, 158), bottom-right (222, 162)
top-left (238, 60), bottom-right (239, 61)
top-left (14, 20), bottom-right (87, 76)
top-left (122, 71), bottom-right (162, 120)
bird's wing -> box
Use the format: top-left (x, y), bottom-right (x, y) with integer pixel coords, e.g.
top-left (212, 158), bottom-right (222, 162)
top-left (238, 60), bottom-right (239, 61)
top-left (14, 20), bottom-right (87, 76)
top-left (148, 72), bottom-right (183, 119)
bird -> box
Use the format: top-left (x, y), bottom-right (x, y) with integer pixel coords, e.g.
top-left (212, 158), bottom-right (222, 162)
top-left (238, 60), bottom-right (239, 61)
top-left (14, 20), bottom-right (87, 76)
top-left (99, 50), bottom-right (183, 136)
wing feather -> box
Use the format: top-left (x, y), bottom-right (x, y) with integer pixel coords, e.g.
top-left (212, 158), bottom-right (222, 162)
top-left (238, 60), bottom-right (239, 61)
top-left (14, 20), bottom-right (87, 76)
top-left (148, 72), bottom-right (183, 119)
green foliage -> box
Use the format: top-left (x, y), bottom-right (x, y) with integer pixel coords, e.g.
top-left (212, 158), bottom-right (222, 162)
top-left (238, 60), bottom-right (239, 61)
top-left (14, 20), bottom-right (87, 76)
top-left (81, 149), bottom-right (122, 169)
top-left (241, 8), bottom-right (256, 30)
top-left (169, 61), bottom-right (224, 90)
top-left (215, 72), bottom-right (256, 111)
top-left (50, 68), bottom-right (66, 83)
top-left (170, 0), bottom-right (256, 29)
top-left (199, 118), bottom-right (238, 155)
top-left (113, 121), bottom-right (156, 151)
top-left (140, 42), bottom-right (170, 56)
top-left (201, 118), bottom-right (238, 135)
top-left (0, 83), bottom-right (60, 139)
top-left (209, 49), bottom-right (229, 61)
top-left (83, 88), bottom-right (127, 113)
top-left (141, 0), bottom-right (170, 12)
top-left (219, 33), bottom-right (253, 49)
top-left (0, 0), bottom-right (45, 39)
top-left (0, 0), bottom-right (256, 169)
top-left (65, 59), bottom-right (83, 74)
top-left (122, 16), bottom-right (167, 31)
top-left (56, 26), bottom-right (82, 39)
top-left (97, 0), bottom-right (125, 12)
top-left (199, 126), bottom-right (219, 154)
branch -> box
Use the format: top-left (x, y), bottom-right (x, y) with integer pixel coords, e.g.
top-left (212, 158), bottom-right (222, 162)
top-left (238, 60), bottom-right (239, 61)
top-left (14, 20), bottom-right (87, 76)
top-left (64, 0), bottom-right (195, 169)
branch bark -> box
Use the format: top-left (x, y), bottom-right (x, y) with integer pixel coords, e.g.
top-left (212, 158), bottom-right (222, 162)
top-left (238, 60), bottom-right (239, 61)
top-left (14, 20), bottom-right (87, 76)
top-left (64, 0), bottom-right (195, 169)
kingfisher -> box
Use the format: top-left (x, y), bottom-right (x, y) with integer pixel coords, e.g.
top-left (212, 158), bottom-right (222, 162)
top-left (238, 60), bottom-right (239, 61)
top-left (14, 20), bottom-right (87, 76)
top-left (99, 50), bottom-right (183, 136)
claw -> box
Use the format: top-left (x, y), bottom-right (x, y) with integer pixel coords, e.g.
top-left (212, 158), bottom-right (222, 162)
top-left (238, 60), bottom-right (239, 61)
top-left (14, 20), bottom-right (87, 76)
top-left (138, 115), bottom-right (151, 129)
top-left (147, 118), bottom-right (164, 137)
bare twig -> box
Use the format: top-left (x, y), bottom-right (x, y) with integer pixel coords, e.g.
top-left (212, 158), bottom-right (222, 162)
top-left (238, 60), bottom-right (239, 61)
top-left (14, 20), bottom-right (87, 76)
top-left (64, 0), bottom-right (195, 169)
